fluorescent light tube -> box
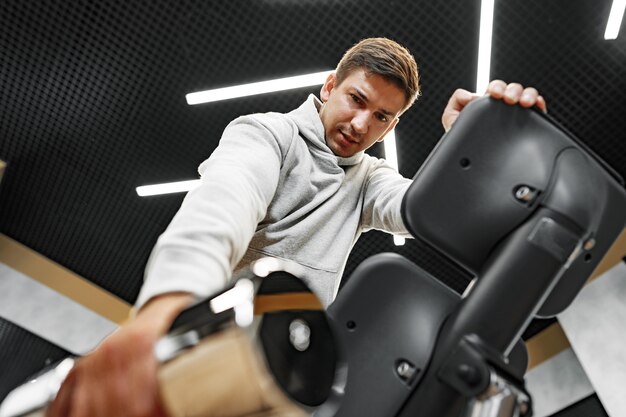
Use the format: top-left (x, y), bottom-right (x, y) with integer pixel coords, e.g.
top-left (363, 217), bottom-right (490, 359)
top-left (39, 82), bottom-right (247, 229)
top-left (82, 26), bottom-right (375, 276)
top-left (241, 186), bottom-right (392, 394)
top-left (186, 70), bottom-right (334, 105)
top-left (383, 129), bottom-right (406, 246)
top-left (476, 0), bottom-right (495, 93)
top-left (136, 179), bottom-right (201, 197)
top-left (605, 0), bottom-right (626, 39)
top-left (383, 129), bottom-right (399, 172)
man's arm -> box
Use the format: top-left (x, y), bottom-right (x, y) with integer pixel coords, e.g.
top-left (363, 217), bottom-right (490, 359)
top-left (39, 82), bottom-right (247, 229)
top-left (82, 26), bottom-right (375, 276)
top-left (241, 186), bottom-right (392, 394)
top-left (360, 160), bottom-right (412, 235)
top-left (136, 114), bottom-right (285, 308)
top-left (48, 114), bottom-right (288, 417)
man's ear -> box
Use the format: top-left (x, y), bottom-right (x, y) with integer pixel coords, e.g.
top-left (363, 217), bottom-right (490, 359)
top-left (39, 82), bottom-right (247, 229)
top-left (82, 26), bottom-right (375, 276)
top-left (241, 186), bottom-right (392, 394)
top-left (320, 73), bottom-right (337, 102)
top-left (377, 118), bottom-right (399, 142)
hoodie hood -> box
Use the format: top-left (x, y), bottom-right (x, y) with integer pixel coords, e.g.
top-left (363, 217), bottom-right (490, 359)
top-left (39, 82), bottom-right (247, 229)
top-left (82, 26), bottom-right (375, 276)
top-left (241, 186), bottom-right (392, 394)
top-left (288, 94), bottom-right (364, 167)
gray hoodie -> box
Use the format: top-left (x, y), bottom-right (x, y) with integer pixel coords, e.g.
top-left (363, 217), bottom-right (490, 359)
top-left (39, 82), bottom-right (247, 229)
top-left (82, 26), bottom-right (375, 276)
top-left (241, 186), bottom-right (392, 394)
top-left (137, 95), bottom-right (411, 308)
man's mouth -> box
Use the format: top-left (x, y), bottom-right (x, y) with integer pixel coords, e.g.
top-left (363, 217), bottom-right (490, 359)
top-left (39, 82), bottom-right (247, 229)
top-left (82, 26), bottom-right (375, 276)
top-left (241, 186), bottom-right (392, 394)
top-left (339, 129), bottom-right (359, 144)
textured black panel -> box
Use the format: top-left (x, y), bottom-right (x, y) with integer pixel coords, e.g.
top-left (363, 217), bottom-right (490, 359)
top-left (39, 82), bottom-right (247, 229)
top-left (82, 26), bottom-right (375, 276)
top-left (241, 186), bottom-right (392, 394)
top-left (550, 394), bottom-right (609, 417)
top-left (0, 318), bottom-right (70, 402)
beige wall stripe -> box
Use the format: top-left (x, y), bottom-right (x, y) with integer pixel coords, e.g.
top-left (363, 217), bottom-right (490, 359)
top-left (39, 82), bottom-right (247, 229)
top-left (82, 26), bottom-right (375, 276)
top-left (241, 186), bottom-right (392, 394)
top-left (0, 160), bottom-right (6, 183)
top-left (587, 227), bottom-right (626, 283)
top-left (254, 293), bottom-right (323, 314)
top-left (0, 234), bottom-right (131, 324)
top-left (526, 322), bottom-right (569, 371)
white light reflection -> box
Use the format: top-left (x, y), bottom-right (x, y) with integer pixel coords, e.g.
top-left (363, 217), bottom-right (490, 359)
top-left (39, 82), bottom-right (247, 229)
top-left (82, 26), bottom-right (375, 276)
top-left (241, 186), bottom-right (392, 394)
top-left (210, 279), bottom-right (254, 315)
top-left (605, 0), bottom-right (626, 39)
top-left (383, 129), bottom-right (406, 246)
top-left (136, 179), bottom-right (201, 197)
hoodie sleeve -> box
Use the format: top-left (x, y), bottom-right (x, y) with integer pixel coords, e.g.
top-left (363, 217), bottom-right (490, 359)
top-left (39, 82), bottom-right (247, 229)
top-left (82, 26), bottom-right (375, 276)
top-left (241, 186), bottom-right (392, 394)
top-left (360, 158), bottom-right (413, 237)
top-left (135, 115), bottom-right (286, 309)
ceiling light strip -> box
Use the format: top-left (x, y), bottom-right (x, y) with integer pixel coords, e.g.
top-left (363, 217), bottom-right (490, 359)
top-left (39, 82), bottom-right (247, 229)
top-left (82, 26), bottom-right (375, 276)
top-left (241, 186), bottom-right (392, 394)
top-left (383, 129), bottom-right (399, 172)
top-left (383, 129), bottom-right (406, 246)
top-left (476, 0), bottom-right (495, 93)
top-left (605, 0), bottom-right (626, 39)
top-left (136, 179), bottom-right (201, 197)
top-left (186, 70), bottom-right (334, 105)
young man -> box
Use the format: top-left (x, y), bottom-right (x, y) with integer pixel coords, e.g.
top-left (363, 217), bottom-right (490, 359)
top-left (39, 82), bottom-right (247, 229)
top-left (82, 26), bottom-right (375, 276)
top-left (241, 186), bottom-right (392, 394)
top-left (47, 38), bottom-right (546, 417)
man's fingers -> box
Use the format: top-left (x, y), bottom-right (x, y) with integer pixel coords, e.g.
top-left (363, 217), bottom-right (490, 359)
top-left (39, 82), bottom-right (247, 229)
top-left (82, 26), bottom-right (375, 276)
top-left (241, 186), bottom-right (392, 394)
top-left (69, 374), bottom-right (95, 417)
top-left (537, 95), bottom-right (548, 113)
top-left (93, 340), bottom-right (125, 417)
top-left (108, 337), bottom-right (131, 415)
top-left (451, 88), bottom-right (476, 109)
top-left (128, 330), bottom-right (162, 417)
top-left (442, 88), bottom-right (479, 131)
top-left (46, 369), bottom-right (76, 417)
top-left (505, 85), bottom-right (548, 113)
top-left (524, 89), bottom-right (547, 113)
top-left (486, 79), bottom-right (506, 98)
top-left (519, 87), bottom-right (541, 108)
top-left (445, 80), bottom-right (548, 131)
top-left (71, 359), bottom-right (107, 417)
top-left (503, 83), bottom-right (524, 105)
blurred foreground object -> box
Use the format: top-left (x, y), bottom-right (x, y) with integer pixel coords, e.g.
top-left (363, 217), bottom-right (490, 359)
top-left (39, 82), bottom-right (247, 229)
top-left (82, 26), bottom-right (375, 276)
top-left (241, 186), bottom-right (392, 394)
top-left (0, 258), bottom-right (343, 417)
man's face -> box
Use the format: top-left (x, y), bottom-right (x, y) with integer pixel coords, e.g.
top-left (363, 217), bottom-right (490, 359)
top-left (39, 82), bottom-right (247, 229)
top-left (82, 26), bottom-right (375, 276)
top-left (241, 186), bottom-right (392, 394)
top-left (319, 68), bottom-right (406, 158)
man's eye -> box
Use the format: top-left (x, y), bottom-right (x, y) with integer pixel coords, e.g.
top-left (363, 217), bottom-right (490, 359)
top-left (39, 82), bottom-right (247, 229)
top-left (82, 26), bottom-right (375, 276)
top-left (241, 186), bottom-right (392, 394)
top-left (350, 94), bottom-right (362, 104)
top-left (377, 113), bottom-right (388, 123)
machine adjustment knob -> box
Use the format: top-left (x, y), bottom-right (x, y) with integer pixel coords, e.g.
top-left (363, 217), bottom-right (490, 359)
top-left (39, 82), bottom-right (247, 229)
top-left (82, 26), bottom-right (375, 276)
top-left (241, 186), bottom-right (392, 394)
top-left (456, 364), bottom-right (482, 387)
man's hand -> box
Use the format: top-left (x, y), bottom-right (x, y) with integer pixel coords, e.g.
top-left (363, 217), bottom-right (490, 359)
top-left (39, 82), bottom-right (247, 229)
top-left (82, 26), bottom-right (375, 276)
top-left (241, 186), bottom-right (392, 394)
top-left (47, 293), bottom-right (193, 417)
top-left (441, 80), bottom-right (548, 132)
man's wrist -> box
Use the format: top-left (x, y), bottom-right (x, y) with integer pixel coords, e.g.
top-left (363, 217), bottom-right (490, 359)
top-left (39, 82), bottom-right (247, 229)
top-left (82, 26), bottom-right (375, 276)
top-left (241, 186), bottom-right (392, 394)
top-left (134, 292), bottom-right (195, 336)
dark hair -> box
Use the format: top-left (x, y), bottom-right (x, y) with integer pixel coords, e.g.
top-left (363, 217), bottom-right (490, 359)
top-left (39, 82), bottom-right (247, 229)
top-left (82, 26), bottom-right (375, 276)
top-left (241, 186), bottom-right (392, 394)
top-left (335, 38), bottom-right (420, 111)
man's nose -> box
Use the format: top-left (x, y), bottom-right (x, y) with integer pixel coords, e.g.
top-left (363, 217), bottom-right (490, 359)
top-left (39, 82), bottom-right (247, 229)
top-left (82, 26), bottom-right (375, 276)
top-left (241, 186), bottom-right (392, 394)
top-left (351, 111), bottom-right (369, 135)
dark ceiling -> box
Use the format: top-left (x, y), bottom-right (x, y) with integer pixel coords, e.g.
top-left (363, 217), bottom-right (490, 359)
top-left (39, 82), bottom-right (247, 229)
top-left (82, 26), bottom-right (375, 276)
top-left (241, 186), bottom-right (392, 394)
top-left (1, 0), bottom-right (625, 410)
